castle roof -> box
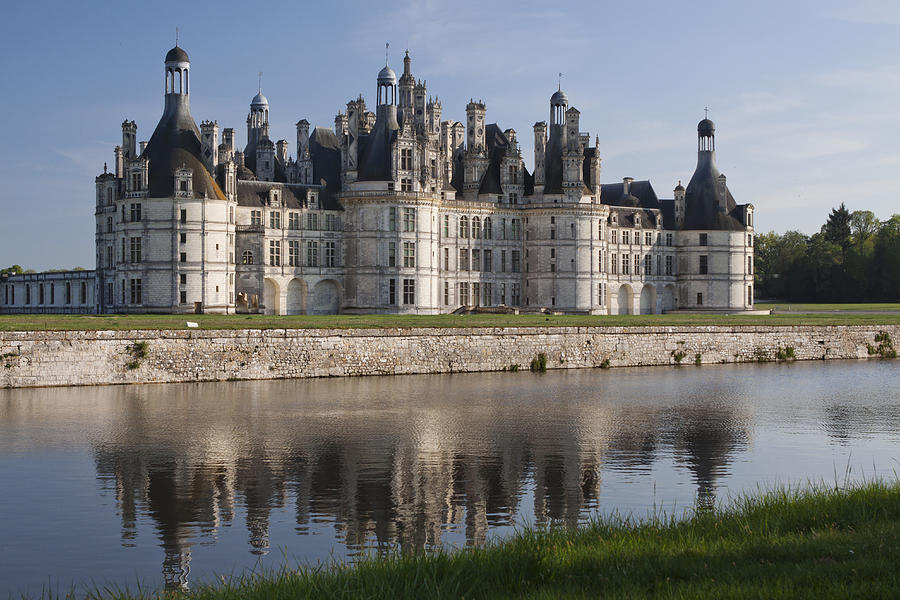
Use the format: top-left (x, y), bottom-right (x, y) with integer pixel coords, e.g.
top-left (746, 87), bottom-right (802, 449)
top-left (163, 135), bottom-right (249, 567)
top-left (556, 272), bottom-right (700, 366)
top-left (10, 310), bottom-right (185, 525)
top-left (165, 46), bottom-right (189, 63)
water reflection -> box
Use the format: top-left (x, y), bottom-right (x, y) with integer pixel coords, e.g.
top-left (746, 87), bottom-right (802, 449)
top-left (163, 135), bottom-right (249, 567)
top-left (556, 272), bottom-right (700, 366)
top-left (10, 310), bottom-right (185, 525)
top-left (2, 362), bottom-right (897, 594)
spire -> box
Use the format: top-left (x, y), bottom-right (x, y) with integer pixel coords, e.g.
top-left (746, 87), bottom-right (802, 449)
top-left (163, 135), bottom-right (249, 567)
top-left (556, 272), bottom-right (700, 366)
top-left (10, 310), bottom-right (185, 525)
top-left (175, 27), bottom-right (179, 47)
top-left (258, 71), bottom-right (262, 94)
top-left (385, 42), bottom-right (389, 66)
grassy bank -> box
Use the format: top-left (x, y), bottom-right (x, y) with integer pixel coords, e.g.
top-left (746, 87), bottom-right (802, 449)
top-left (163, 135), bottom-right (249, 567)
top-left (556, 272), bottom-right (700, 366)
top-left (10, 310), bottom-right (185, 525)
top-left (79, 480), bottom-right (899, 599)
top-left (3, 310), bottom-right (900, 331)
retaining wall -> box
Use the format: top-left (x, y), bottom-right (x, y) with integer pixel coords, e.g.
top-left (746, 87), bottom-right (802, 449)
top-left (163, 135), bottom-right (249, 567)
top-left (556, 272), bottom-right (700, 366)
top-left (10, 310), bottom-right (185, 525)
top-left (1, 325), bottom-right (897, 389)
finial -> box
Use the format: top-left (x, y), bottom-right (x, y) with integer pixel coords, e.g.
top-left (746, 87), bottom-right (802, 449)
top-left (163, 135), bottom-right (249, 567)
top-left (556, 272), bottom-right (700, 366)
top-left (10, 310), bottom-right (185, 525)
top-left (258, 71), bottom-right (262, 93)
top-left (103, 162), bottom-right (107, 174)
top-left (558, 72), bottom-right (563, 90)
top-left (704, 107), bottom-right (709, 119)
top-left (175, 27), bottom-right (179, 47)
top-left (385, 42), bottom-right (390, 66)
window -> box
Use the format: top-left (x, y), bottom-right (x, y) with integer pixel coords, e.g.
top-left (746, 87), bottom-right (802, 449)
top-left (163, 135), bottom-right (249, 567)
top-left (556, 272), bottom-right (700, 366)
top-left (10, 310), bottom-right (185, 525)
top-left (120, 280), bottom-right (125, 304)
top-left (229, 206), bottom-right (235, 224)
top-left (622, 254), bottom-right (629, 275)
top-left (550, 227), bottom-right (556, 240)
top-left (657, 254), bottom-right (662, 276)
top-left (511, 283), bottom-right (521, 306)
top-left (306, 241), bottom-right (318, 267)
top-left (325, 213), bottom-right (337, 231)
top-left (611, 253), bottom-right (618, 274)
top-left (501, 219), bottom-right (507, 240)
top-left (747, 256), bottom-right (753, 275)
top-left (699, 255), bottom-right (708, 275)
top-left (324, 241), bottom-right (336, 267)
top-left (501, 249), bottom-right (507, 273)
top-left (180, 290), bottom-right (187, 304)
top-left (666, 255), bottom-right (673, 276)
top-left (634, 254), bottom-right (640, 275)
top-left (402, 208), bottom-right (416, 232)
top-left (699, 233), bottom-right (708, 246)
top-left (483, 249), bottom-right (492, 272)
top-left (106, 246), bottom-right (113, 268)
top-left (26, 284), bottom-right (31, 304)
top-left (598, 250), bottom-right (603, 272)
top-left (388, 242), bottom-right (397, 267)
top-left (50, 284), bottom-right (55, 304)
top-left (748, 285), bottom-right (753, 305)
top-left (129, 278), bottom-right (142, 304)
top-left (459, 248), bottom-right (469, 271)
top-left (400, 148), bottom-right (412, 170)
top-left (458, 282), bottom-right (469, 305)
top-left (289, 240), bottom-right (300, 266)
top-left (748, 234), bottom-right (753, 247)
top-left (388, 207), bottom-right (397, 231)
top-left (444, 281), bottom-right (450, 305)
top-left (482, 282), bottom-right (492, 307)
top-left (242, 251), bottom-right (253, 265)
top-left (289, 212), bottom-right (300, 230)
top-left (508, 164), bottom-right (518, 184)
top-left (443, 247), bottom-right (449, 270)
top-left (623, 230), bottom-right (630, 245)
top-left (388, 278), bottom-right (396, 304)
top-left (472, 249), bottom-right (481, 271)
top-left (402, 279), bottom-right (415, 305)
top-left (180, 232), bottom-right (186, 244)
top-left (509, 192), bottom-right (518, 204)
top-left (645, 232), bottom-right (653, 245)
top-left (65, 282), bottom-right (71, 304)
top-left (269, 240), bottom-right (281, 266)
top-left (442, 215), bottom-right (450, 237)
top-left (644, 254), bottom-right (652, 275)
top-left (697, 292), bottom-right (703, 306)
top-left (39, 284), bottom-right (44, 305)
top-left (403, 241), bottom-right (416, 268)
top-left (472, 217), bottom-right (481, 239)
top-left (307, 213), bottom-right (318, 230)
top-left (511, 250), bottom-right (521, 273)
top-left (180, 274), bottom-right (187, 285)
top-left (270, 211), bottom-right (281, 229)
top-left (459, 216), bottom-right (469, 238)
top-left (611, 230), bottom-right (618, 244)
top-left (666, 233), bottom-right (673, 247)
top-left (401, 178), bottom-right (412, 192)
top-left (180, 252), bottom-right (187, 263)
top-left (510, 219), bottom-right (521, 240)
top-left (250, 210), bottom-right (261, 226)
top-left (180, 209), bottom-right (187, 224)
top-left (106, 216), bottom-right (113, 233)
top-left (129, 237), bottom-right (141, 263)
top-left (130, 203), bottom-right (142, 222)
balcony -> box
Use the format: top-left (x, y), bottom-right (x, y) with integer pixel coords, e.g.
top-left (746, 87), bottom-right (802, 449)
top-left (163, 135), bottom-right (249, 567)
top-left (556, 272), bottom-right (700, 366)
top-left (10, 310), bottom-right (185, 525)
top-left (235, 224), bottom-right (264, 233)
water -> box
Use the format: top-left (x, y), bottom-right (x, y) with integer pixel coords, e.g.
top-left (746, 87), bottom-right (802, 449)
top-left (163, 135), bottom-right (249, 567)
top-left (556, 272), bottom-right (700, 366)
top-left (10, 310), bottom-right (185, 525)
top-left (1, 361), bottom-right (898, 597)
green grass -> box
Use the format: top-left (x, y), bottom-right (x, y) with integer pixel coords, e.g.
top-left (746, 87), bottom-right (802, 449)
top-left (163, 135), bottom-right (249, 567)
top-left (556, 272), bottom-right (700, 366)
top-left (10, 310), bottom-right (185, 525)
top-left (757, 302), bottom-right (900, 312)
top-left (57, 480), bottom-right (900, 599)
top-left (2, 311), bottom-right (900, 331)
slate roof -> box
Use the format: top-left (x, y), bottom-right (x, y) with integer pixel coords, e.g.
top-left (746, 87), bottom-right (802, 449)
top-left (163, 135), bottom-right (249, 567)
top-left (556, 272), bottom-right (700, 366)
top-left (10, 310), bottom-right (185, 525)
top-left (600, 180), bottom-right (660, 210)
top-left (141, 94), bottom-right (225, 200)
top-left (358, 106), bottom-right (399, 182)
top-left (683, 152), bottom-right (746, 230)
top-left (308, 127), bottom-right (342, 202)
top-left (165, 46), bottom-right (189, 63)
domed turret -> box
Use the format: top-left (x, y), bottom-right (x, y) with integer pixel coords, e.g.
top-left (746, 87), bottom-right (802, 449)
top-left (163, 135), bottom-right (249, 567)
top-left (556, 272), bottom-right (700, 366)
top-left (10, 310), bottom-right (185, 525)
top-left (377, 65), bottom-right (397, 86)
top-left (164, 45), bottom-right (190, 95)
top-left (165, 46), bottom-right (189, 64)
top-left (251, 91), bottom-right (269, 107)
top-left (550, 88), bottom-right (568, 106)
top-left (697, 118), bottom-right (715, 137)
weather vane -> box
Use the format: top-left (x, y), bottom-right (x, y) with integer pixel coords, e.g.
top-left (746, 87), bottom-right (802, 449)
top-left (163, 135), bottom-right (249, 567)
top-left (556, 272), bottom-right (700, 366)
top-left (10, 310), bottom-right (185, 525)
top-left (385, 42), bottom-right (390, 65)
top-left (704, 106), bottom-right (709, 119)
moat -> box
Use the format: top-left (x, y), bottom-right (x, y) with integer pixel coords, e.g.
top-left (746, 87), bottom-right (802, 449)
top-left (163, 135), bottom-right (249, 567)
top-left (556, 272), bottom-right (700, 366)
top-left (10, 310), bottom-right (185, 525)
top-left (1, 360), bottom-right (898, 597)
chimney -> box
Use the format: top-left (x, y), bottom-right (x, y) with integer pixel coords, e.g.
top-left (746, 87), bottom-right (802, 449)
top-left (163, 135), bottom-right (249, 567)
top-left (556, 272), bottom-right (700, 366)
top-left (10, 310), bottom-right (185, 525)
top-left (623, 177), bottom-right (633, 196)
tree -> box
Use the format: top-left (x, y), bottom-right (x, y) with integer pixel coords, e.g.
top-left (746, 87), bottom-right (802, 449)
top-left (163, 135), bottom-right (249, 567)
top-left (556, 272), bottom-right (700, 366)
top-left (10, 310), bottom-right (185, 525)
top-left (0, 265), bottom-right (24, 276)
top-left (823, 203), bottom-right (852, 249)
top-left (850, 210), bottom-right (879, 246)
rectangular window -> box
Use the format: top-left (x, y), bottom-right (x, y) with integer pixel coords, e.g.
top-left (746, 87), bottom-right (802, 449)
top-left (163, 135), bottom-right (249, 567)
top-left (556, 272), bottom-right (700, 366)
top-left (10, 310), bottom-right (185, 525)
top-left (666, 233), bottom-right (673, 247)
top-left (400, 148), bottom-right (412, 170)
top-left (289, 240), bottom-right (300, 266)
top-left (325, 213), bottom-right (336, 231)
top-left (473, 280), bottom-right (482, 306)
top-left (402, 278), bottom-right (415, 305)
top-left (482, 282), bottom-right (492, 307)
top-left (324, 241), bottom-right (336, 267)
top-left (697, 292), bottom-right (703, 306)
top-left (699, 255), bottom-right (708, 274)
top-left (180, 273), bottom-right (187, 285)
top-left (307, 213), bottom-right (318, 230)
top-left (180, 252), bottom-right (187, 263)
top-left (634, 254), bottom-right (641, 275)
top-left (388, 207), bottom-right (397, 232)
top-left (229, 206), bottom-right (235, 224)
top-left (611, 230), bottom-right (618, 244)
top-left (269, 240), bottom-right (281, 266)
top-left (611, 253), bottom-right (618, 274)
top-left (511, 250), bottom-right (521, 273)
top-left (657, 254), bottom-right (662, 276)
top-left (666, 255), bottom-right (674, 276)
top-left (501, 249), bottom-right (507, 273)
top-left (471, 249), bottom-right (481, 272)
top-left (443, 247), bottom-right (449, 270)
top-left (699, 233), bottom-right (708, 246)
top-left (289, 212), bottom-right (300, 230)
top-left (511, 283), bottom-right (521, 306)
top-left (644, 254), bottom-right (652, 275)
top-left (501, 218), bottom-right (507, 240)
top-left (401, 178), bottom-right (412, 192)
top-left (748, 234), bottom-right (753, 247)
top-left (458, 282), bottom-right (469, 305)
top-left (129, 237), bottom-right (142, 263)
top-left (403, 241), bottom-right (416, 268)
top-left (459, 248), bottom-right (469, 271)
top-left (444, 281), bottom-right (449, 305)
top-left (106, 246), bottom-right (113, 268)
top-left (402, 208), bottom-right (416, 232)
top-left (748, 285), bottom-right (753, 305)
top-left (130, 203), bottom-right (142, 222)
top-left (180, 290), bottom-right (187, 304)
top-left (622, 254), bottom-right (630, 275)
top-left (442, 215), bottom-right (450, 237)
top-left (623, 230), bottom-right (630, 245)
top-left (106, 216), bottom-right (113, 233)
top-left (645, 232), bottom-right (652, 245)
top-left (129, 278), bottom-right (142, 304)
top-left (39, 284), bottom-right (44, 305)
top-left (388, 278), bottom-right (396, 304)
top-left (511, 219), bottom-right (521, 240)
top-left (388, 241), bottom-right (397, 267)
top-left (483, 249), bottom-right (492, 272)
top-left (747, 256), bottom-right (753, 275)
top-left (306, 241), bottom-right (318, 267)
top-left (250, 210), bottom-right (261, 226)
top-left (180, 209), bottom-right (187, 224)
top-left (270, 211), bottom-right (281, 229)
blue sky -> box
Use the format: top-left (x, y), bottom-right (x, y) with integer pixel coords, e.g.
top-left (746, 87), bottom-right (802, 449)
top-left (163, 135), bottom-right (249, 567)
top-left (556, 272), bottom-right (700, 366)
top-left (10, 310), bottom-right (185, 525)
top-left (1, 0), bottom-right (898, 270)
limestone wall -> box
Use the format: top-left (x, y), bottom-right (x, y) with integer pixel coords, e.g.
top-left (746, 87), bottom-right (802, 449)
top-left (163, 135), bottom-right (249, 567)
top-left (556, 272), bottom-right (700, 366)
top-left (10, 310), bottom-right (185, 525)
top-left (1, 325), bottom-right (897, 389)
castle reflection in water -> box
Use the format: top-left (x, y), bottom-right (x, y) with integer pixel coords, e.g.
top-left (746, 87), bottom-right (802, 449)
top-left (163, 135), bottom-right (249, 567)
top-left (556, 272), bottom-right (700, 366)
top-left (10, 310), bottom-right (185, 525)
top-left (79, 373), bottom-right (752, 589)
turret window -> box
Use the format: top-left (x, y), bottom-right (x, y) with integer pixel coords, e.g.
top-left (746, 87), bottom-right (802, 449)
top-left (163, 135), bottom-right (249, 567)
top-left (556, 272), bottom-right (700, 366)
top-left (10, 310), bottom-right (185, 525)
top-left (400, 148), bottom-right (412, 170)
top-left (241, 251), bottom-right (253, 265)
top-left (699, 255), bottom-right (708, 274)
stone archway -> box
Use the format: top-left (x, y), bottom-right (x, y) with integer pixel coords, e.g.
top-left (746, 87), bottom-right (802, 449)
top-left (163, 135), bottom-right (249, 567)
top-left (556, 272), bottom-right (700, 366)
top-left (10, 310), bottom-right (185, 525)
top-left (263, 278), bottom-right (281, 315)
top-left (286, 278), bottom-right (306, 315)
top-left (616, 284), bottom-right (633, 315)
top-left (309, 279), bottom-right (340, 315)
top-left (639, 285), bottom-right (656, 315)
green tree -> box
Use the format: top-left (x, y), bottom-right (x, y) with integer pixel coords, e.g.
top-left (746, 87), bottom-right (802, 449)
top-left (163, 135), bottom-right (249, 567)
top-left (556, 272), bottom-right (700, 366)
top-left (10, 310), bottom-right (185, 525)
top-left (823, 203), bottom-right (852, 249)
top-left (872, 215), bottom-right (900, 300)
top-left (0, 265), bottom-right (24, 276)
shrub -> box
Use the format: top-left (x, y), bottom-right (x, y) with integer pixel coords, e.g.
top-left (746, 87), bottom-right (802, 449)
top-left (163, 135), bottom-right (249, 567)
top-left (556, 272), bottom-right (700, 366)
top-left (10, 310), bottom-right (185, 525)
top-left (530, 352), bottom-right (547, 372)
top-left (671, 350), bottom-right (686, 364)
top-left (599, 358), bottom-right (610, 369)
top-left (775, 346), bottom-right (795, 361)
top-left (694, 353), bottom-right (702, 366)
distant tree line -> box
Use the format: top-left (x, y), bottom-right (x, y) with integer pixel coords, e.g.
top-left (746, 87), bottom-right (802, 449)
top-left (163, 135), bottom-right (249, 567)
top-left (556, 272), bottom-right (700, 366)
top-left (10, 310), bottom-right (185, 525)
top-left (755, 204), bottom-right (900, 301)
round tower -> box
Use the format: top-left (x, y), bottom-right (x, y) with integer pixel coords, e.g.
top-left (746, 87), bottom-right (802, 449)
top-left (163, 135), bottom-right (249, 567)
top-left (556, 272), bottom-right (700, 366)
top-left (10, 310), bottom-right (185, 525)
top-left (698, 117), bottom-right (715, 152)
top-left (165, 45), bottom-right (190, 96)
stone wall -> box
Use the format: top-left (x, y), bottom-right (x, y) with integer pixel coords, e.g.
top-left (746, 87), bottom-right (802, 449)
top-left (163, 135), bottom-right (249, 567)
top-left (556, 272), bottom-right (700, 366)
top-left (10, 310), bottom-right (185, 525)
top-left (1, 325), bottom-right (897, 389)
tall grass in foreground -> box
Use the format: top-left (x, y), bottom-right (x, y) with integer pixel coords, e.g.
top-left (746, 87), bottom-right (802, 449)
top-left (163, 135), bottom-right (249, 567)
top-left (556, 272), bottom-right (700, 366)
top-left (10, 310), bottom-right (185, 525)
top-left (39, 480), bottom-right (900, 599)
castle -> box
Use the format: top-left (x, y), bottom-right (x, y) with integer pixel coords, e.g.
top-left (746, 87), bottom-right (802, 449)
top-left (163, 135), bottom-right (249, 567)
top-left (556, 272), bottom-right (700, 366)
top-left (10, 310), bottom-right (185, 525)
top-left (0, 45), bottom-right (756, 315)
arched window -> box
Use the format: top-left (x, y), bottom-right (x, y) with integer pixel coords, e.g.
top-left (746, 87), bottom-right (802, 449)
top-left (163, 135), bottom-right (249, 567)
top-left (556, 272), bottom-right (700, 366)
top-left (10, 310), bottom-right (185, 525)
top-left (459, 216), bottom-right (469, 238)
top-left (483, 217), bottom-right (492, 239)
top-left (242, 251), bottom-right (254, 265)
top-left (472, 217), bottom-right (481, 239)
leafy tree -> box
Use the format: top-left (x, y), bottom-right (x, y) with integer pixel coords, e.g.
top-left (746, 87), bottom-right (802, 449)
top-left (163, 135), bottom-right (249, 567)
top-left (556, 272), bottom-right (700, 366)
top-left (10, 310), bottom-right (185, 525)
top-left (823, 203), bottom-right (852, 249)
top-left (850, 210), bottom-right (879, 246)
top-left (0, 265), bottom-right (24, 276)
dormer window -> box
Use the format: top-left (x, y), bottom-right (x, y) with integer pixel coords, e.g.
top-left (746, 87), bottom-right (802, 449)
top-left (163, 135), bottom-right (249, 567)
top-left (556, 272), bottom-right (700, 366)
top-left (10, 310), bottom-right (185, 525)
top-left (179, 181), bottom-right (187, 191)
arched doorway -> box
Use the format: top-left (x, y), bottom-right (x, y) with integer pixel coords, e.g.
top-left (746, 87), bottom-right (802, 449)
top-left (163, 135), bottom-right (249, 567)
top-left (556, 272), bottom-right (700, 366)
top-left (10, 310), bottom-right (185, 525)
top-left (662, 284), bottom-right (676, 312)
top-left (309, 279), bottom-right (340, 315)
top-left (263, 278), bottom-right (281, 315)
top-left (616, 284), bottom-right (633, 315)
top-left (639, 285), bottom-right (656, 315)
top-left (286, 278), bottom-right (306, 315)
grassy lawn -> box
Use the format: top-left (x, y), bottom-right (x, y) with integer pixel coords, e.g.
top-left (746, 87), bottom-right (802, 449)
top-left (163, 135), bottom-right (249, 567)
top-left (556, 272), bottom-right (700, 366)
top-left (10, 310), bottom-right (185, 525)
top-left (76, 480), bottom-right (899, 599)
top-left (757, 302), bottom-right (900, 312)
top-left (2, 311), bottom-right (900, 331)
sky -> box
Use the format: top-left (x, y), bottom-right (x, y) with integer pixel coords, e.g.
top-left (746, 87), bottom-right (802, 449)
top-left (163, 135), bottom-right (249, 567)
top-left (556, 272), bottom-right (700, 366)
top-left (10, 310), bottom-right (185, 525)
top-left (1, 0), bottom-right (898, 270)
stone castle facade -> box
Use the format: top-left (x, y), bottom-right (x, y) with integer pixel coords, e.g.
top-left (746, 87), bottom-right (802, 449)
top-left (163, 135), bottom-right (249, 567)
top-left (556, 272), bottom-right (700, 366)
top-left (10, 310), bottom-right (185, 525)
top-left (1, 45), bottom-right (756, 315)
